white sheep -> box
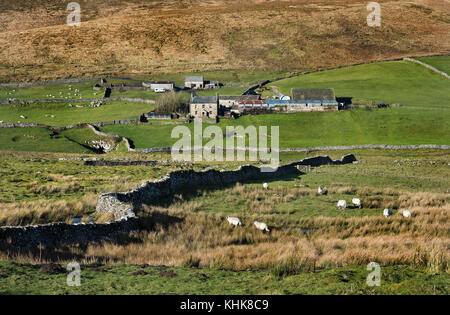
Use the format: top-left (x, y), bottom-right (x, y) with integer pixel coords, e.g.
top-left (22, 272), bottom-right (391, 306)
top-left (226, 216), bottom-right (242, 227)
top-left (402, 210), bottom-right (411, 218)
top-left (383, 208), bottom-right (393, 218)
top-left (263, 183), bottom-right (269, 190)
top-left (352, 198), bottom-right (362, 209)
top-left (337, 200), bottom-right (347, 210)
top-left (318, 186), bottom-right (324, 195)
top-left (253, 221), bottom-right (270, 232)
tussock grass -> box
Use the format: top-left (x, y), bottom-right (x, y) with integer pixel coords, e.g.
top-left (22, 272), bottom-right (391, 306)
top-left (0, 194), bottom-right (98, 226)
top-left (72, 206), bottom-right (448, 273)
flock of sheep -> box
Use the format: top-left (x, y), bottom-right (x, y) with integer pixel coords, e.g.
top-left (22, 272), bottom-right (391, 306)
top-left (319, 186), bottom-right (411, 218)
top-left (47, 87), bottom-right (84, 100)
top-left (225, 182), bottom-right (412, 232)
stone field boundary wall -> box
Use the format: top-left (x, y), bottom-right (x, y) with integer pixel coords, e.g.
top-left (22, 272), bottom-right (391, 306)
top-left (403, 58), bottom-right (449, 79)
top-left (0, 218), bottom-right (141, 250)
top-left (133, 144), bottom-right (450, 154)
top-left (96, 154), bottom-right (357, 219)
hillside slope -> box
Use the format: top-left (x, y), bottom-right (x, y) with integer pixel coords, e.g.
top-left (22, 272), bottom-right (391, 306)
top-left (0, 0), bottom-right (449, 82)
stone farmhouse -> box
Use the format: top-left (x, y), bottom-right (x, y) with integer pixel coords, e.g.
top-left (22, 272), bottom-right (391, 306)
top-left (189, 94), bottom-right (219, 118)
top-left (185, 76), bottom-right (205, 89)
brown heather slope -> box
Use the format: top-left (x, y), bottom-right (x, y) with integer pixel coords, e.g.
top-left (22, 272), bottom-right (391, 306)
top-left (0, 0), bottom-right (449, 82)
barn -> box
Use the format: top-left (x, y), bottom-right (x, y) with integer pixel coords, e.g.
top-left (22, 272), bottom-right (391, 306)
top-left (219, 95), bottom-right (261, 108)
top-left (185, 76), bottom-right (205, 89)
top-left (144, 81), bottom-right (175, 92)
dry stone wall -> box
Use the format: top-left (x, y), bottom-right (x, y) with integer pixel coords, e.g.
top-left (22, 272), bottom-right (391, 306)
top-left (96, 154), bottom-right (357, 219)
top-left (0, 217), bottom-right (141, 250)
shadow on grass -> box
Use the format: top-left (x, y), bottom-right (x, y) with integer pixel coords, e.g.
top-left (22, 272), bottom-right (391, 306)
top-left (146, 171), bottom-right (303, 209)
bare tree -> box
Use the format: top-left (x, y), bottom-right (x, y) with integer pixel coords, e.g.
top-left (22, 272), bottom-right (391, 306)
top-left (154, 91), bottom-right (189, 113)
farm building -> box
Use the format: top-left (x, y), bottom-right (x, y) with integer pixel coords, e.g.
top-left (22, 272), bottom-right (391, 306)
top-left (219, 95), bottom-right (261, 108)
top-left (143, 81), bottom-right (175, 92)
top-left (205, 81), bottom-right (220, 89)
top-left (232, 100), bottom-right (271, 115)
top-left (185, 76), bottom-right (204, 89)
top-left (267, 99), bottom-right (338, 112)
top-left (189, 95), bottom-right (219, 118)
top-left (144, 112), bottom-right (176, 120)
top-left (105, 82), bottom-right (145, 91)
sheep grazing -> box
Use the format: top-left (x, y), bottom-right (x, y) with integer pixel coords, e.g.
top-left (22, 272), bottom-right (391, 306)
top-left (337, 200), bottom-right (347, 210)
top-left (402, 210), bottom-right (411, 218)
top-left (352, 198), bottom-right (362, 209)
top-left (226, 216), bottom-right (242, 227)
top-left (263, 183), bottom-right (269, 190)
top-left (383, 208), bottom-right (393, 218)
top-left (253, 221), bottom-right (270, 232)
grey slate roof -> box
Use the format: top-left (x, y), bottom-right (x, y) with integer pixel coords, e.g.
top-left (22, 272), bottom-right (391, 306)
top-left (185, 76), bottom-right (204, 83)
top-left (191, 96), bottom-right (217, 104)
top-left (220, 95), bottom-right (261, 101)
top-left (291, 88), bottom-right (336, 101)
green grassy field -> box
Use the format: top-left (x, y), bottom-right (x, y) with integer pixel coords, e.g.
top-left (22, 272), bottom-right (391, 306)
top-left (0, 150), bottom-right (173, 205)
top-left (109, 89), bottom-right (160, 100)
top-left (274, 60), bottom-right (450, 109)
top-left (0, 101), bottom-right (153, 126)
top-left (0, 261), bottom-right (447, 295)
top-left (101, 107), bottom-right (449, 149)
top-left (0, 82), bottom-right (101, 101)
top-left (416, 56), bottom-right (450, 75)
top-left (0, 128), bottom-right (91, 154)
